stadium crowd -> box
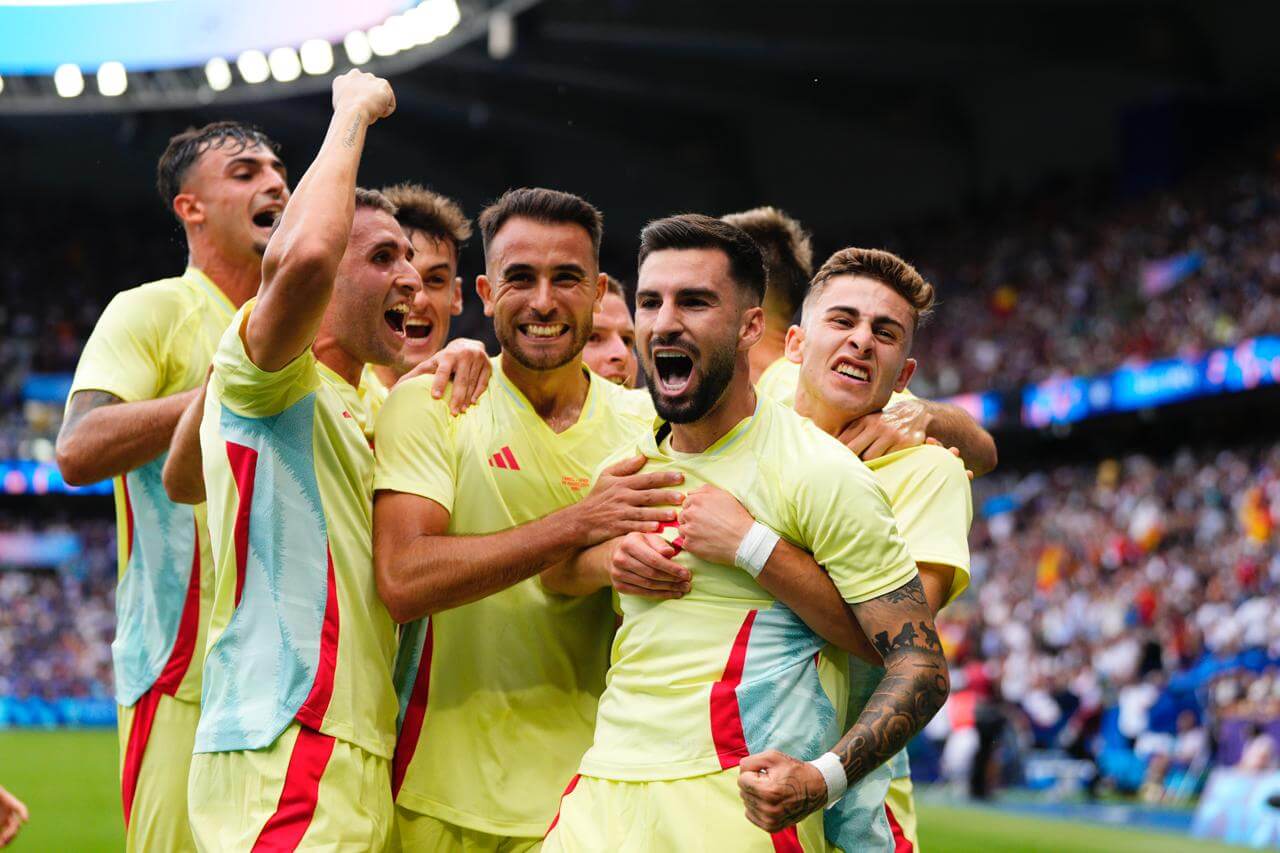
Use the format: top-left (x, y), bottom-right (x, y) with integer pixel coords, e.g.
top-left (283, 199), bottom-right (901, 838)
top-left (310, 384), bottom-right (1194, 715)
top-left (930, 440), bottom-right (1280, 797)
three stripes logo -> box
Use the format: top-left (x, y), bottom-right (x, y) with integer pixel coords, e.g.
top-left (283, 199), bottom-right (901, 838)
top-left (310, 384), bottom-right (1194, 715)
top-left (488, 446), bottom-right (521, 471)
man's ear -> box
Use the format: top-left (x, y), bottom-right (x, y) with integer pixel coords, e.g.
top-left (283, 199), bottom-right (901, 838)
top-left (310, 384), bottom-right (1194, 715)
top-left (476, 275), bottom-right (495, 318)
top-left (895, 358), bottom-right (917, 392)
top-left (593, 273), bottom-right (608, 311)
top-left (173, 193), bottom-right (203, 227)
top-left (739, 305), bottom-right (765, 352)
top-left (784, 324), bottom-right (806, 364)
top-left (450, 277), bottom-right (464, 316)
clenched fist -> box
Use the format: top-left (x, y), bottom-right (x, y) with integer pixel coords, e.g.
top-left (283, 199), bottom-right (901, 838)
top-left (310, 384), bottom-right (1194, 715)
top-left (332, 69), bottom-right (396, 125)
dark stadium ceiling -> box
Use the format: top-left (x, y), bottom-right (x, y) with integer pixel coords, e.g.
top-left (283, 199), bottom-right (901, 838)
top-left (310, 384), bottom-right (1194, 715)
top-left (3, 0), bottom-right (1280, 242)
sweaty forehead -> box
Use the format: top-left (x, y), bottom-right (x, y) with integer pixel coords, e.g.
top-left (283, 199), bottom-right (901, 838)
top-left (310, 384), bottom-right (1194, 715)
top-left (638, 247), bottom-right (731, 292)
top-left (193, 141), bottom-right (279, 175)
top-left (595, 293), bottom-right (634, 328)
top-left (819, 274), bottom-right (914, 324)
top-left (488, 217), bottom-right (596, 272)
top-left (350, 208), bottom-right (407, 252)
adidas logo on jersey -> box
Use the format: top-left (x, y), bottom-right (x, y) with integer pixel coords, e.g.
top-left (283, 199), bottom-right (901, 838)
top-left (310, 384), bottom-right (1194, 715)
top-left (488, 446), bottom-right (521, 470)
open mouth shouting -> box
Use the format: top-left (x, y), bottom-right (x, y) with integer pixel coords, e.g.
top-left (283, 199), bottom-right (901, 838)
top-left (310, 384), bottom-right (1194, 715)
top-left (251, 203), bottom-right (283, 231)
top-left (404, 317), bottom-right (434, 342)
top-left (652, 346), bottom-right (697, 396)
top-left (384, 303), bottom-right (409, 337)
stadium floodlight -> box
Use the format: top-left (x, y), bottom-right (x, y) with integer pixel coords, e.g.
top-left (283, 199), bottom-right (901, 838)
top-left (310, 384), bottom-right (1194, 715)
top-left (0, 75), bottom-right (5, 96)
top-left (368, 23), bottom-right (399, 57)
top-left (54, 64), bottom-right (85, 98)
top-left (268, 47), bottom-right (302, 83)
top-left (236, 50), bottom-right (270, 84)
top-left (300, 39), bottom-right (334, 76)
top-left (424, 0), bottom-right (462, 38)
top-left (403, 5), bottom-right (436, 45)
top-left (96, 61), bottom-right (127, 97)
top-left (205, 57), bottom-right (232, 91)
top-left (343, 30), bottom-right (373, 66)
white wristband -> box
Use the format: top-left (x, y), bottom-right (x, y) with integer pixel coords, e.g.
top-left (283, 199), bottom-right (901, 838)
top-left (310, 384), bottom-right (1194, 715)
top-left (809, 751), bottom-right (847, 807)
top-left (734, 521), bottom-right (780, 578)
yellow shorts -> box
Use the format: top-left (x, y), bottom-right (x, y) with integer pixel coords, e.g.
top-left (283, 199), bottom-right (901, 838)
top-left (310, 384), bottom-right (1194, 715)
top-left (885, 775), bottom-right (920, 851)
top-left (392, 806), bottom-right (542, 852)
top-left (542, 772), bottom-right (826, 852)
top-left (117, 689), bottom-right (199, 853)
top-left (188, 722), bottom-right (392, 851)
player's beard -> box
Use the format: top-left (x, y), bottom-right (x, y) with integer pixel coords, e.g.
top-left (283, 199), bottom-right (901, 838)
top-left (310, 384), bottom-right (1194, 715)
top-left (497, 314), bottom-right (589, 372)
top-left (647, 337), bottom-right (736, 424)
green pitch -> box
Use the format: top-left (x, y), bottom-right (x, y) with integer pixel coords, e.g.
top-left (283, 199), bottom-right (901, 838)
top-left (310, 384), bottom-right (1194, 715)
top-left (0, 729), bottom-right (1247, 852)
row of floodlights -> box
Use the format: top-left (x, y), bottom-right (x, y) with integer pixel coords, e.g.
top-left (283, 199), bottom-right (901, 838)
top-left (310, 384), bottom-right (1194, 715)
top-left (0, 0), bottom-right (461, 99)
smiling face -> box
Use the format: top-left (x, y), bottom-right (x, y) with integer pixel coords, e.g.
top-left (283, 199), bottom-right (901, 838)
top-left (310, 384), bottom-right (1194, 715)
top-left (397, 229), bottom-right (462, 370)
top-left (583, 290), bottom-right (638, 386)
top-left (787, 274), bottom-right (916, 421)
top-left (635, 248), bottom-right (761, 423)
top-left (177, 140), bottom-right (289, 263)
top-left (478, 216), bottom-right (604, 371)
top-left (327, 206), bottom-right (422, 368)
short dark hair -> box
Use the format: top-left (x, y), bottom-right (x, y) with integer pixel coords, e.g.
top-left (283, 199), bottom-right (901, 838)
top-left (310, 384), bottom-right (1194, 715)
top-left (381, 182), bottom-right (472, 253)
top-left (478, 187), bottom-right (603, 260)
top-left (604, 274), bottom-right (627, 299)
top-left (721, 206), bottom-right (813, 316)
top-left (156, 121), bottom-right (280, 216)
top-left (637, 214), bottom-right (766, 305)
top-left (354, 187), bottom-right (396, 216)
top-left (804, 247), bottom-right (935, 330)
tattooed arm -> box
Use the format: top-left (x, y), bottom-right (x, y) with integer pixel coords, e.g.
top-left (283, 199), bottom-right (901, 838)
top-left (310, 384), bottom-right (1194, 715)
top-left (55, 388), bottom-right (199, 485)
top-left (736, 576), bottom-right (949, 833)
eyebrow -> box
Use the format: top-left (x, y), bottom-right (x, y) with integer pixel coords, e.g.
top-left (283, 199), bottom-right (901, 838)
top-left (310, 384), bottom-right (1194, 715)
top-left (826, 305), bottom-right (907, 332)
top-left (370, 239), bottom-right (403, 254)
top-left (420, 262), bottom-right (452, 275)
top-left (225, 155), bottom-right (287, 176)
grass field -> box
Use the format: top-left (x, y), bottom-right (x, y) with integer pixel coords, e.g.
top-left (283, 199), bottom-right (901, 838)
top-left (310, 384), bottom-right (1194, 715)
top-left (0, 729), bottom-right (1246, 851)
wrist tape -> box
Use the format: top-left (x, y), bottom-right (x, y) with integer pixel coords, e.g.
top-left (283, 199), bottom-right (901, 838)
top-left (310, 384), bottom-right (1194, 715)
top-left (734, 521), bottom-right (780, 578)
top-left (808, 751), bottom-right (848, 806)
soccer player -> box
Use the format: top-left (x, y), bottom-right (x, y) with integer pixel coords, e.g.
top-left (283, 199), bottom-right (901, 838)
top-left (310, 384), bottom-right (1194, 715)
top-left (186, 70), bottom-right (405, 849)
top-left (723, 206), bottom-right (998, 475)
top-left (56, 119), bottom-right (288, 851)
top-left (582, 275), bottom-right (639, 386)
top-left (541, 215), bottom-right (948, 852)
top-left (364, 183), bottom-right (484, 412)
top-left (677, 248), bottom-right (973, 850)
top-left (372, 188), bottom-right (684, 852)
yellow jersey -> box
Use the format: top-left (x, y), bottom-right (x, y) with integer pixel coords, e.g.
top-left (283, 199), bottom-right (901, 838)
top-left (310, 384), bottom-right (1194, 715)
top-left (68, 267), bottom-right (233, 707)
top-left (372, 359), bottom-right (654, 837)
top-left (195, 301), bottom-right (398, 760)
top-left (578, 395), bottom-right (917, 782)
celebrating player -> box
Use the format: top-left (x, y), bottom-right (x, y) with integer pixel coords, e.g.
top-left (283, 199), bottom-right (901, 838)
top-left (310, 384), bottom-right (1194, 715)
top-left (363, 183), bottom-right (487, 413)
top-left (677, 248), bottom-right (973, 849)
top-left (582, 275), bottom-right (639, 386)
top-left (186, 70), bottom-right (405, 849)
top-left (541, 215), bottom-right (948, 851)
top-left (372, 188), bottom-right (682, 851)
top-left (724, 206), bottom-right (998, 475)
top-left (56, 119), bottom-right (288, 851)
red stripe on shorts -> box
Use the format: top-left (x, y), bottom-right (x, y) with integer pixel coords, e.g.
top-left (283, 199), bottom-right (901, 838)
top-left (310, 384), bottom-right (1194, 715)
top-left (885, 801), bottom-right (914, 852)
top-left (225, 440), bottom-right (259, 606)
top-left (296, 548), bottom-right (340, 730)
top-left (710, 609), bottom-right (757, 768)
top-left (121, 474), bottom-right (135, 560)
top-left (153, 515), bottom-right (202, 694)
top-left (770, 826), bottom-right (804, 853)
top-left (543, 773), bottom-right (581, 839)
top-left (120, 687), bottom-right (162, 827)
top-left (251, 727), bottom-right (337, 851)
top-left (390, 620), bottom-right (435, 798)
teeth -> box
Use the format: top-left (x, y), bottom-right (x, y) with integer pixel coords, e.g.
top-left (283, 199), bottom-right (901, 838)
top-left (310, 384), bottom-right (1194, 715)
top-left (388, 304), bottom-right (409, 315)
top-left (836, 363), bottom-right (869, 380)
top-left (655, 351), bottom-right (686, 359)
top-left (525, 324), bottom-right (565, 338)
top-left (405, 320), bottom-right (429, 327)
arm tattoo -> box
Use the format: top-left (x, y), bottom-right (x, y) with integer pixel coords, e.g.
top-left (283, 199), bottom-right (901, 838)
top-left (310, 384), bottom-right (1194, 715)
top-left (62, 390), bottom-right (122, 434)
top-left (342, 118), bottom-right (360, 149)
top-left (834, 576), bottom-right (949, 787)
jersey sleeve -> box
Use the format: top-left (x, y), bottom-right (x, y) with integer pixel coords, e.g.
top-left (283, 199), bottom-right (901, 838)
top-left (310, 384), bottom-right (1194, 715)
top-left (785, 431), bottom-right (918, 604)
top-left (372, 376), bottom-right (457, 512)
top-left (209, 302), bottom-right (320, 419)
top-left (68, 286), bottom-right (183, 404)
top-left (890, 446), bottom-right (973, 605)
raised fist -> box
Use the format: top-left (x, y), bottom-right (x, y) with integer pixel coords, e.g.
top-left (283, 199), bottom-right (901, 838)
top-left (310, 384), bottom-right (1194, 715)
top-left (332, 69), bottom-right (396, 125)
